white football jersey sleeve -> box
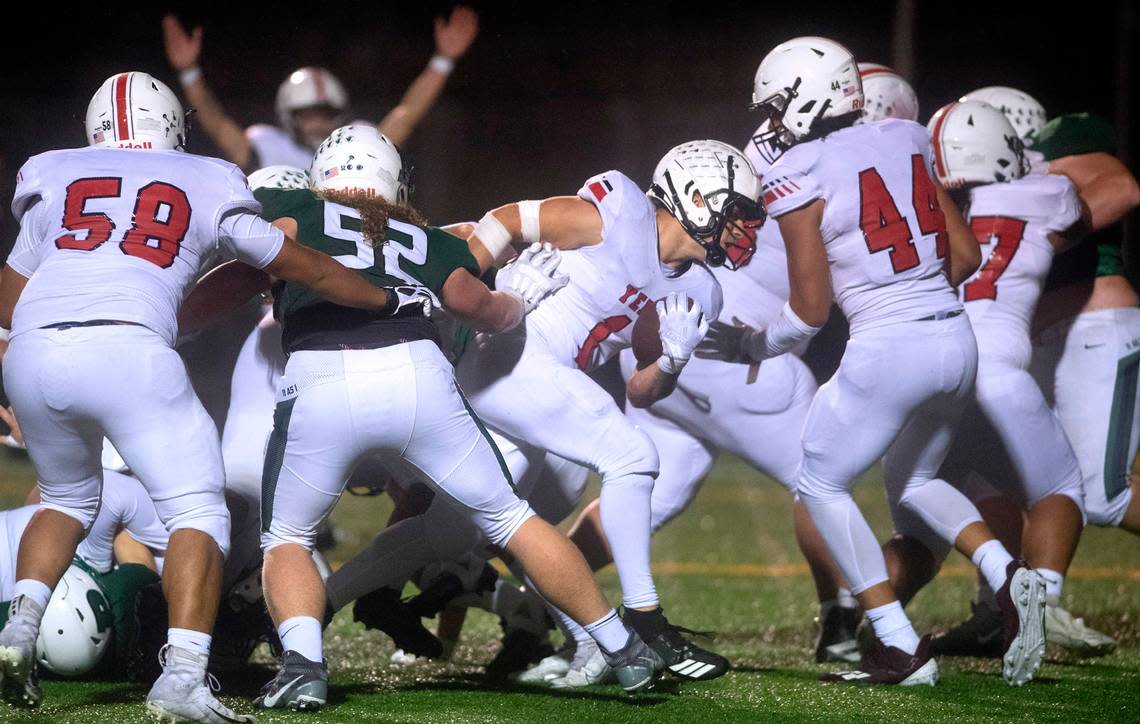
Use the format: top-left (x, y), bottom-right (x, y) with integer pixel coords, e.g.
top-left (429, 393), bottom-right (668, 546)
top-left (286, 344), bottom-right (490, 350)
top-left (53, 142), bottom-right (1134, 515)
top-left (523, 170), bottom-right (722, 372)
top-left (762, 120), bottom-right (960, 334)
top-left (8, 147), bottom-right (283, 345)
top-left (962, 174), bottom-right (1081, 339)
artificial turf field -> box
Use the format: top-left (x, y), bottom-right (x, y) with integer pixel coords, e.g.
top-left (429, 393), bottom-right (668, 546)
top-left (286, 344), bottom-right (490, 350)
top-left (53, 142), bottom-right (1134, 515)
top-left (0, 449), bottom-right (1138, 723)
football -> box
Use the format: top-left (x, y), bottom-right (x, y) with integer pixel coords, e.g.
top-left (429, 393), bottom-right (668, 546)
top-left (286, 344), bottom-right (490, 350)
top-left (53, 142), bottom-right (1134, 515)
top-left (631, 301), bottom-right (663, 366)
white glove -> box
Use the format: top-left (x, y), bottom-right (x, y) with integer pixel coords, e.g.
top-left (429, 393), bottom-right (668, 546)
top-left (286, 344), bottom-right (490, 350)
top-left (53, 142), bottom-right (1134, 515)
top-left (388, 285), bottom-right (434, 317)
top-left (496, 242), bottom-right (569, 314)
top-left (656, 292), bottom-right (709, 375)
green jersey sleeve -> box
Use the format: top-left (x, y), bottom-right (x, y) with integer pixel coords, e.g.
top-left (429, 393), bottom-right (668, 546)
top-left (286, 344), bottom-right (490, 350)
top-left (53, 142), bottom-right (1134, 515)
top-left (1031, 113), bottom-right (1118, 160)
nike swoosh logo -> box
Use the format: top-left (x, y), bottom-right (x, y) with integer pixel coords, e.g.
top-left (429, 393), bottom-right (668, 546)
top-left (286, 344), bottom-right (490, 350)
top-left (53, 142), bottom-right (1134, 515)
top-left (1084, 343), bottom-right (1107, 349)
top-left (260, 676), bottom-right (304, 708)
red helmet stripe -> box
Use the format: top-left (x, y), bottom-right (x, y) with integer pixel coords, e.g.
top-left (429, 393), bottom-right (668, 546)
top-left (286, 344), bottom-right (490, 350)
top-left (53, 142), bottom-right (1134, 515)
top-left (930, 102), bottom-right (955, 179)
top-left (859, 66), bottom-right (899, 78)
top-left (114, 73), bottom-right (131, 140)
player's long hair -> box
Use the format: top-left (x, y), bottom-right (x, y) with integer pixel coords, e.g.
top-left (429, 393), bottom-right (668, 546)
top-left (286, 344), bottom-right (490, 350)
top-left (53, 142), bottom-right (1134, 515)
top-left (317, 190), bottom-right (429, 247)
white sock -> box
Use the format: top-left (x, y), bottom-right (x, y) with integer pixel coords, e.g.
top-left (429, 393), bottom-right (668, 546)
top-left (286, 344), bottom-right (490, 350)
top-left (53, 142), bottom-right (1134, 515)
top-left (584, 609), bottom-right (628, 653)
top-left (865, 601), bottom-right (920, 655)
top-left (1037, 568), bottom-right (1064, 605)
top-left (168, 628), bottom-right (212, 657)
top-left (837, 587), bottom-right (857, 609)
top-left (598, 472), bottom-right (659, 610)
top-left (277, 616), bottom-right (324, 662)
top-left (11, 579), bottom-right (51, 618)
top-left (971, 540), bottom-right (1015, 594)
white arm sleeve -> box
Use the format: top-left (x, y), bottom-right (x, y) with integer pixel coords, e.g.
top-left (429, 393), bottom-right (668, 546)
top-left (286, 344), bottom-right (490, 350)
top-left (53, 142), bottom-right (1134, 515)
top-left (6, 199), bottom-right (47, 277)
top-left (217, 209), bottom-right (286, 270)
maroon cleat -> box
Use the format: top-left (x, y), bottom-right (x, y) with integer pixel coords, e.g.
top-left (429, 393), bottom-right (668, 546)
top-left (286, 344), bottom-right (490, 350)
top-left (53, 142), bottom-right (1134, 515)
top-left (994, 560), bottom-right (1046, 686)
top-left (821, 634), bottom-right (938, 686)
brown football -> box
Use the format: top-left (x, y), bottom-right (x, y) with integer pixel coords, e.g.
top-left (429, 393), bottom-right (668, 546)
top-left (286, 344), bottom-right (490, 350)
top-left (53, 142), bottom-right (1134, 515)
top-left (631, 302), bottom-right (663, 367)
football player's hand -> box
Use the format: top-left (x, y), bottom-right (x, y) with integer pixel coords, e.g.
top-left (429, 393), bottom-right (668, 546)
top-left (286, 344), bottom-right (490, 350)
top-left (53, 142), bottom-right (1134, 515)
top-left (0, 406), bottom-right (25, 450)
top-left (497, 242), bottom-right (569, 314)
top-left (656, 293), bottom-right (709, 375)
top-left (694, 318), bottom-right (762, 364)
top-left (387, 286), bottom-right (434, 317)
top-left (162, 15), bottom-right (203, 72)
top-left (435, 6), bottom-right (479, 60)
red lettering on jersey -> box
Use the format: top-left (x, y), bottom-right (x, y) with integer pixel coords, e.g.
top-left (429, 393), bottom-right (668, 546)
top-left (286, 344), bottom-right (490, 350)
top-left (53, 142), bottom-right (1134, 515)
top-left (964, 216), bottom-right (1027, 302)
top-left (58, 177), bottom-right (122, 251)
top-left (628, 292), bottom-right (649, 313)
top-left (858, 167), bottom-right (919, 273)
top-left (618, 284), bottom-right (639, 305)
top-left (588, 181), bottom-right (608, 202)
top-left (911, 154), bottom-right (948, 259)
top-left (120, 181), bottom-right (192, 269)
top-left (575, 315), bottom-right (633, 371)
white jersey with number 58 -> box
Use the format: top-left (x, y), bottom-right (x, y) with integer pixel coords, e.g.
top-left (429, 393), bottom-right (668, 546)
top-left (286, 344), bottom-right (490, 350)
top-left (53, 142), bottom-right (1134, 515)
top-left (762, 120), bottom-right (959, 334)
top-left (525, 170), bottom-right (723, 372)
top-left (8, 147), bottom-right (284, 345)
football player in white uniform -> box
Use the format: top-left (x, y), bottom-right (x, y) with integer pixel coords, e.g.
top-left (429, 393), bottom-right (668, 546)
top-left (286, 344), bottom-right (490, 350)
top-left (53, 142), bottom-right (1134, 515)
top-left (321, 140), bottom-right (763, 686)
top-left (745, 37), bottom-right (1045, 686)
top-left (868, 101), bottom-right (1094, 655)
top-left (0, 72), bottom-right (400, 723)
top-left (161, 7), bottom-right (479, 171)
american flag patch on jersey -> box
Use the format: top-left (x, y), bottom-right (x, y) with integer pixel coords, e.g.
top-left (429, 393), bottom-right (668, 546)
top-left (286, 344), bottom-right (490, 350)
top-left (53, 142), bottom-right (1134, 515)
top-left (761, 176), bottom-right (802, 206)
top-left (588, 178), bottom-right (614, 202)
top-left (323, 167), bottom-right (339, 179)
top-left (93, 131), bottom-right (105, 144)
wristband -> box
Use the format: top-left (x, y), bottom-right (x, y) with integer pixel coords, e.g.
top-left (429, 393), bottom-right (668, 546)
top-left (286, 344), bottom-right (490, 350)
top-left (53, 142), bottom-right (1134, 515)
top-left (656, 354), bottom-right (687, 376)
top-left (474, 211), bottom-right (513, 264)
top-left (761, 302), bottom-right (821, 359)
top-left (179, 66), bottom-right (202, 87)
top-left (429, 55), bottom-right (455, 75)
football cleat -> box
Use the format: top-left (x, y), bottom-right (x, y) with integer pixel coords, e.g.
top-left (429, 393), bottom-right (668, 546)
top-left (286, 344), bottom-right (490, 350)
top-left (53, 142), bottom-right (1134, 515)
top-left (626, 608), bottom-right (728, 682)
top-left (1045, 603), bottom-right (1116, 658)
top-left (996, 561), bottom-right (1047, 686)
top-left (0, 596), bottom-right (44, 708)
top-left (821, 635), bottom-right (938, 686)
top-left (550, 640), bottom-right (616, 688)
top-left (815, 605), bottom-right (862, 663)
top-left (353, 587), bottom-right (443, 660)
top-left (517, 644), bottom-right (575, 684)
top-left (599, 633), bottom-right (661, 693)
top-left (146, 645), bottom-right (256, 724)
top-left (255, 650), bottom-right (328, 712)
top-left (929, 602), bottom-right (1004, 658)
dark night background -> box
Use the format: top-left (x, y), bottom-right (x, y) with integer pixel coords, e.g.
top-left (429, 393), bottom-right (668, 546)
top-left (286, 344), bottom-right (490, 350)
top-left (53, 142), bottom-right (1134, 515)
top-left (1, 1), bottom-right (1135, 267)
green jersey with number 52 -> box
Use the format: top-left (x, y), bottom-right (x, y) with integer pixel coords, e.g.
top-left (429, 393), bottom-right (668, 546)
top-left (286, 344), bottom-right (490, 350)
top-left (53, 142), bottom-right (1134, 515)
top-left (255, 188), bottom-right (480, 352)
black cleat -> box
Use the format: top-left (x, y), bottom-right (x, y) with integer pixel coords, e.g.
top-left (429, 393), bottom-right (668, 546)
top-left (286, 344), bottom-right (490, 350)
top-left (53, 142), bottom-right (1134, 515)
top-left (256, 650), bottom-right (328, 711)
top-left (353, 587), bottom-right (443, 659)
top-left (929, 602), bottom-right (1004, 659)
top-left (815, 606), bottom-right (862, 663)
top-left (626, 608), bottom-right (729, 682)
top-left (485, 628), bottom-right (555, 679)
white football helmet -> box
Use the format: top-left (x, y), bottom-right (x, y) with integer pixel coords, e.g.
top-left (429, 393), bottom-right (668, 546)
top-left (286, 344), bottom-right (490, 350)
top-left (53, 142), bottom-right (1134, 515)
top-left (647, 140), bottom-right (765, 269)
top-left (247, 165), bottom-right (311, 192)
top-left (750, 36), bottom-right (863, 162)
top-left (960, 86), bottom-right (1047, 141)
top-left (927, 100), bottom-right (1028, 187)
top-left (310, 125), bottom-right (410, 203)
top-left (36, 565), bottom-right (113, 676)
top-left (856, 63), bottom-right (919, 124)
top-left (276, 68), bottom-right (349, 133)
top-left (85, 72), bottom-right (185, 151)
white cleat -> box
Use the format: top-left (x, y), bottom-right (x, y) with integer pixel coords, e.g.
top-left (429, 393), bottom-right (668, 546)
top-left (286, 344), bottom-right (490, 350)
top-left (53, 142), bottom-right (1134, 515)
top-left (146, 645), bottom-right (257, 723)
top-left (517, 645), bottom-right (574, 683)
top-left (1045, 604), bottom-right (1117, 657)
top-left (549, 640), bottom-right (615, 688)
top-left (998, 564), bottom-right (1047, 687)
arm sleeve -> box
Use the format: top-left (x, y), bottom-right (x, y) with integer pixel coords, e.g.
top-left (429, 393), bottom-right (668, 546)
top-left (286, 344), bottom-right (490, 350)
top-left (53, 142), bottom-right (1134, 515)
top-left (760, 146), bottom-right (824, 218)
top-left (1044, 176), bottom-right (1083, 234)
top-left (217, 210), bottom-right (286, 269)
top-left (6, 200), bottom-right (47, 276)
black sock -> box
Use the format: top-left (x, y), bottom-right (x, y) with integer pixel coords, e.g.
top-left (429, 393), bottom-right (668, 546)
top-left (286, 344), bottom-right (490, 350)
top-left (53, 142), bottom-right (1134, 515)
top-left (624, 607), bottom-right (667, 641)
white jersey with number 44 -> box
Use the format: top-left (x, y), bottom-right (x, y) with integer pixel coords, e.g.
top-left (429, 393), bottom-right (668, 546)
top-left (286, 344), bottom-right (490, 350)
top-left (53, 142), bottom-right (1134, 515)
top-left (762, 120), bottom-right (960, 334)
top-left (8, 147), bottom-right (283, 345)
top-left (525, 170), bottom-right (723, 372)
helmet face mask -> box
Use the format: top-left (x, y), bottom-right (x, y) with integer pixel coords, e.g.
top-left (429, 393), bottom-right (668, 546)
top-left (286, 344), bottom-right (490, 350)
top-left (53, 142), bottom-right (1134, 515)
top-left (648, 140), bottom-right (765, 270)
